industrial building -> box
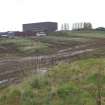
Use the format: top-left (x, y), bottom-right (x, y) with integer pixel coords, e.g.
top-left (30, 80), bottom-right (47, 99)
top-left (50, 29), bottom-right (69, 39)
top-left (23, 22), bottom-right (58, 33)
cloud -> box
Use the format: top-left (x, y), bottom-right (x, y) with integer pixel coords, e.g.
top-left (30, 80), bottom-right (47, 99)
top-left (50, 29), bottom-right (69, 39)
top-left (0, 0), bottom-right (104, 31)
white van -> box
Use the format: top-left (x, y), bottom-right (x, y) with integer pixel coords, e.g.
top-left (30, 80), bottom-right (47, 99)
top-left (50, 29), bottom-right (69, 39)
top-left (36, 32), bottom-right (47, 36)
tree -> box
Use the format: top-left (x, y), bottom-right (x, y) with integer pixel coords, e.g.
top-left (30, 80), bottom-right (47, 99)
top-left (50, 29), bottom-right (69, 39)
top-left (61, 23), bottom-right (69, 31)
top-left (84, 22), bottom-right (92, 30)
top-left (95, 27), bottom-right (105, 31)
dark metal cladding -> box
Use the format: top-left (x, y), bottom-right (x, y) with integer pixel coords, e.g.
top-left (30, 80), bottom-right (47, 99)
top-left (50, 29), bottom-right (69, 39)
top-left (23, 22), bottom-right (58, 33)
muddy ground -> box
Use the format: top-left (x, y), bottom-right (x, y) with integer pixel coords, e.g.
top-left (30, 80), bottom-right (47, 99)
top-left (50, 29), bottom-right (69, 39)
top-left (0, 36), bottom-right (105, 85)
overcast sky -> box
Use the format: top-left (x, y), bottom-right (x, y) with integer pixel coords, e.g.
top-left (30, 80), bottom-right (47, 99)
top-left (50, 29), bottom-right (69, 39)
top-left (0, 0), bottom-right (105, 31)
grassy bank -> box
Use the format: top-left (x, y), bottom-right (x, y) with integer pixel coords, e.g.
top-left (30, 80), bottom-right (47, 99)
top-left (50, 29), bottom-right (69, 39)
top-left (1, 58), bottom-right (105, 105)
top-left (0, 37), bottom-right (50, 56)
top-left (49, 31), bottom-right (105, 38)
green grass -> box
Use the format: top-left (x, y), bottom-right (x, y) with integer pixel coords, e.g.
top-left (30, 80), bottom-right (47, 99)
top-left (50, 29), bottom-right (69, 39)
top-left (1, 58), bottom-right (105, 105)
top-left (40, 36), bottom-right (91, 42)
top-left (0, 31), bottom-right (105, 57)
top-left (49, 31), bottom-right (105, 38)
top-left (0, 37), bottom-right (33, 46)
top-left (70, 31), bottom-right (105, 38)
top-left (0, 37), bottom-right (50, 56)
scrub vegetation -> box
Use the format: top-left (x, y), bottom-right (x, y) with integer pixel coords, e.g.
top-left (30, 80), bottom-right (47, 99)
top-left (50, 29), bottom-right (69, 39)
top-left (0, 58), bottom-right (105, 105)
top-left (1, 31), bottom-right (105, 105)
top-left (0, 37), bottom-right (49, 56)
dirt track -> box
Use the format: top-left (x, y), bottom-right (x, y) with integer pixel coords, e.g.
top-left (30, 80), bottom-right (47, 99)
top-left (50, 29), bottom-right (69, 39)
top-left (0, 38), bottom-right (105, 85)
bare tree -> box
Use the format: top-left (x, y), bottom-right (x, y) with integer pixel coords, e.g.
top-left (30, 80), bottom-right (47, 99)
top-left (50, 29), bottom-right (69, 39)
top-left (61, 23), bottom-right (69, 31)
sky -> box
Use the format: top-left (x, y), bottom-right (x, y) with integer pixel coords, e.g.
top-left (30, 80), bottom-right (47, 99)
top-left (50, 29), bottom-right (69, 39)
top-left (0, 0), bottom-right (105, 31)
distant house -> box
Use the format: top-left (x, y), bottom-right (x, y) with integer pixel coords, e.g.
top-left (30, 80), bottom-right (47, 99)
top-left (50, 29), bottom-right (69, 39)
top-left (23, 22), bottom-right (58, 33)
